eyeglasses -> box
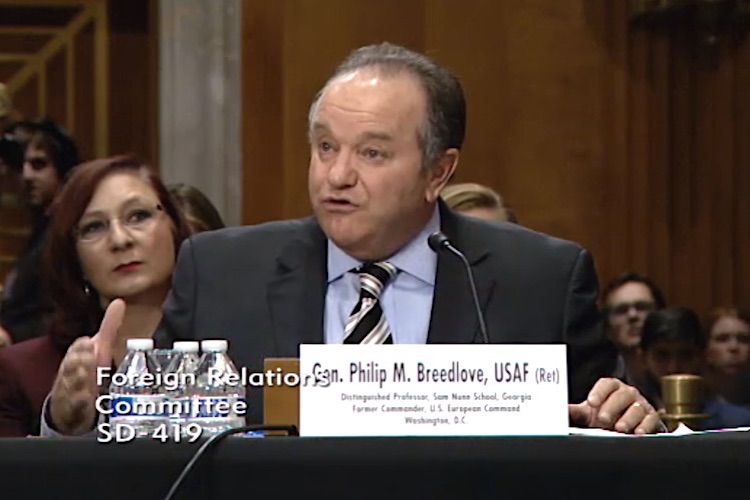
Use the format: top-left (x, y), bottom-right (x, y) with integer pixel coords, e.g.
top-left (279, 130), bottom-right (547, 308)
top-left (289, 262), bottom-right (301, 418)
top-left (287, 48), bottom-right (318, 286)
top-left (75, 204), bottom-right (163, 243)
top-left (607, 301), bottom-right (655, 317)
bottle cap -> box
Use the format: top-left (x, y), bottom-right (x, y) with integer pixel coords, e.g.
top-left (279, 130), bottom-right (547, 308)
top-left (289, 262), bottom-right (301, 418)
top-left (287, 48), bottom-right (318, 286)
top-left (126, 338), bottom-right (154, 351)
top-left (201, 339), bottom-right (228, 352)
top-left (173, 341), bottom-right (200, 353)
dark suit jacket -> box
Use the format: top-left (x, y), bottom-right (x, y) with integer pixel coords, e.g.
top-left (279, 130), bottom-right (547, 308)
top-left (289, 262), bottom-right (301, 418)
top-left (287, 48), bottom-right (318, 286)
top-left (0, 335), bottom-right (64, 436)
top-left (0, 218), bottom-right (52, 343)
top-left (157, 204), bottom-right (617, 424)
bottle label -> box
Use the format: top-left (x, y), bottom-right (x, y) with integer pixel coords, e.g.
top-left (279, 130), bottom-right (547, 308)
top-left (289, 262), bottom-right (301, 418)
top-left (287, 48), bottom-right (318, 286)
top-left (110, 395), bottom-right (167, 418)
top-left (193, 397), bottom-right (231, 418)
top-left (166, 397), bottom-right (191, 421)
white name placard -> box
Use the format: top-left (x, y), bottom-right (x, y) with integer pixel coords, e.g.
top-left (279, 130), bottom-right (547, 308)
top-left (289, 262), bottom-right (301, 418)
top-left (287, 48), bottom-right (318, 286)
top-left (298, 344), bottom-right (568, 437)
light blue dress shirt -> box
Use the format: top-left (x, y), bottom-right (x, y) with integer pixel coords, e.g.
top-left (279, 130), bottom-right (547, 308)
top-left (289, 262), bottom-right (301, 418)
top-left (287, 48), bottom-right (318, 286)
top-left (324, 207), bottom-right (440, 344)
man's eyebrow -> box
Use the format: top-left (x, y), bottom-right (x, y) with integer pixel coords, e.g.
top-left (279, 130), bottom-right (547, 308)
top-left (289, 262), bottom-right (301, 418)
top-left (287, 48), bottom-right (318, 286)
top-left (359, 131), bottom-right (394, 142)
top-left (311, 122), bottom-right (330, 135)
top-left (310, 124), bottom-right (393, 142)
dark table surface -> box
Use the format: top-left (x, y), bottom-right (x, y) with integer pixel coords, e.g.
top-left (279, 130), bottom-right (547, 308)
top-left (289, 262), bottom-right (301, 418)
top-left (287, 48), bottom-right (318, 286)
top-left (0, 433), bottom-right (748, 499)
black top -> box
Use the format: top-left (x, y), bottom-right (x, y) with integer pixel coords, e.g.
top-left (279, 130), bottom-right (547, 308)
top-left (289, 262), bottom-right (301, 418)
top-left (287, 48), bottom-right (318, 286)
top-left (0, 217), bottom-right (52, 343)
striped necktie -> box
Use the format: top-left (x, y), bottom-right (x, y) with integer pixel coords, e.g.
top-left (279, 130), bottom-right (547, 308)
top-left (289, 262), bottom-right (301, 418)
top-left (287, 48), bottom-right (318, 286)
top-left (344, 262), bottom-right (398, 344)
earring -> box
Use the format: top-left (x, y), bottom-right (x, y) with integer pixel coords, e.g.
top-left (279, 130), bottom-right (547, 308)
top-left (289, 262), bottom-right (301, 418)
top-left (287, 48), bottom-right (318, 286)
top-left (83, 282), bottom-right (91, 295)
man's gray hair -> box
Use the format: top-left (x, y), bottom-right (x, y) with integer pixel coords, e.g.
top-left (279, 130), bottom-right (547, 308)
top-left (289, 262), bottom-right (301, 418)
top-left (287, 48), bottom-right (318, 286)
top-left (308, 42), bottom-right (466, 171)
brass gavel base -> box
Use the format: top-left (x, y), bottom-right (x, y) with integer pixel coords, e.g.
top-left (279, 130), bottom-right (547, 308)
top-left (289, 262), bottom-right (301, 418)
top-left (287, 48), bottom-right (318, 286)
top-left (660, 412), bottom-right (711, 432)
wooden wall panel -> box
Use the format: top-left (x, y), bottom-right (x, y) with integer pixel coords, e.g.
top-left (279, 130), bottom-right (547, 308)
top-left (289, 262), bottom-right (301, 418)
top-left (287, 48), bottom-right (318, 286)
top-left (240, 0), bottom-right (750, 317)
top-left (692, 44), bottom-right (736, 310)
top-left (0, 0), bottom-right (156, 163)
top-left (108, 0), bottom-right (156, 164)
top-left (735, 38), bottom-right (750, 314)
top-left (613, 20), bottom-right (749, 314)
top-left (242, 0), bottom-right (426, 224)
top-left (241, 0), bottom-right (285, 225)
top-left (72, 22), bottom-right (95, 160)
top-left (669, 30), bottom-right (695, 307)
top-left (0, 0), bottom-right (156, 283)
top-left (590, 0), bottom-right (630, 285)
top-left (282, 0), bottom-right (426, 219)
top-left (428, 0), bottom-right (622, 273)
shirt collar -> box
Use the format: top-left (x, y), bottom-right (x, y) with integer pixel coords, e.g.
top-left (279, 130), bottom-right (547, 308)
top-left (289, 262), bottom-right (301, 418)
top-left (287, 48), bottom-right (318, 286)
top-left (327, 205), bottom-right (440, 286)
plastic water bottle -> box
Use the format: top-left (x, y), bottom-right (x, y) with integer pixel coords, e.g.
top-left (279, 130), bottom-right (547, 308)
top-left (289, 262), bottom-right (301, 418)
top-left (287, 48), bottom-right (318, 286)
top-left (193, 340), bottom-right (247, 436)
top-left (109, 338), bottom-right (168, 437)
top-left (164, 341), bottom-right (201, 430)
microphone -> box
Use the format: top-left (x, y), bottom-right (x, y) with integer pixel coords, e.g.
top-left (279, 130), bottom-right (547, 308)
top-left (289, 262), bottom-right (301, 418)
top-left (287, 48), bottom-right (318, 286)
top-left (428, 232), bottom-right (490, 344)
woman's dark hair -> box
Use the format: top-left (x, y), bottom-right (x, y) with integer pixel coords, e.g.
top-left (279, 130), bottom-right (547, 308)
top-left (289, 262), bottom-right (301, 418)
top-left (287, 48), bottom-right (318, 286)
top-left (640, 307), bottom-right (705, 353)
top-left (44, 155), bottom-right (191, 349)
top-left (167, 183), bottom-right (225, 233)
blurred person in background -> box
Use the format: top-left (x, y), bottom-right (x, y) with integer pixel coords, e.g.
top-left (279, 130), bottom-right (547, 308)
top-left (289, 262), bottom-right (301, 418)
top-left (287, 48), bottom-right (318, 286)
top-left (0, 120), bottom-right (37, 213)
top-left (704, 307), bottom-right (750, 407)
top-left (638, 307), bottom-right (750, 430)
top-left (0, 83), bottom-right (13, 185)
top-left (167, 182), bottom-right (226, 233)
top-left (441, 182), bottom-right (518, 223)
top-left (602, 272), bottom-right (666, 387)
top-left (0, 85), bottom-right (15, 311)
top-left (0, 83), bottom-right (10, 132)
top-left (0, 120), bottom-right (38, 320)
top-left (0, 156), bottom-right (190, 437)
top-left (0, 119), bottom-right (80, 345)
top-left (0, 120), bottom-right (35, 181)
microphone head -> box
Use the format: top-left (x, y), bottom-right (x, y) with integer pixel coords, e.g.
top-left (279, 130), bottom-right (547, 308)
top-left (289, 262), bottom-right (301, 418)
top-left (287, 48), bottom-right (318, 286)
top-left (427, 232), bottom-right (450, 252)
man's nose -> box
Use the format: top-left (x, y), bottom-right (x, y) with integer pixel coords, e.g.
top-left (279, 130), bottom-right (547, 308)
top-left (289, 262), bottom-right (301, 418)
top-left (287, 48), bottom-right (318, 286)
top-left (327, 151), bottom-right (356, 188)
top-left (22, 162), bottom-right (34, 180)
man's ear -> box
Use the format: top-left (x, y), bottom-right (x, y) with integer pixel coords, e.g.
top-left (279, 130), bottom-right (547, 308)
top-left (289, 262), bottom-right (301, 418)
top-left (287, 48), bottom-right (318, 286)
top-left (425, 149), bottom-right (459, 202)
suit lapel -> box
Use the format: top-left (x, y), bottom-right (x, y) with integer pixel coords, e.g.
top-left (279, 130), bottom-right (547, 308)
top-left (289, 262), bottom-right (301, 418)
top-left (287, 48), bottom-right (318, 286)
top-left (427, 203), bottom-right (496, 344)
top-left (267, 219), bottom-right (327, 356)
top-left (265, 207), bottom-right (497, 349)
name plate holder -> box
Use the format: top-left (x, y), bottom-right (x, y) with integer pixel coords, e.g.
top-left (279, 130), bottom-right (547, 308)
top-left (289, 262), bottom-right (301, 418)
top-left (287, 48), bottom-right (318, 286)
top-left (263, 358), bottom-right (301, 433)
top-left (297, 344), bottom-right (568, 437)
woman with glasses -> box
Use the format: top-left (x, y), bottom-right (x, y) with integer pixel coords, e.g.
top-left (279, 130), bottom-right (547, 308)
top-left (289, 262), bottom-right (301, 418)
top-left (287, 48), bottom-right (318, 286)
top-left (0, 155), bottom-right (191, 437)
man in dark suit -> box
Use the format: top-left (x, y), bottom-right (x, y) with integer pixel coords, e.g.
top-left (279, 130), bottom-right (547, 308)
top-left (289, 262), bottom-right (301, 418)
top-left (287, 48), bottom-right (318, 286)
top-left (157, 204), bottom-right (612, 422)
top-left (44, 42), bottom-right (662, 436)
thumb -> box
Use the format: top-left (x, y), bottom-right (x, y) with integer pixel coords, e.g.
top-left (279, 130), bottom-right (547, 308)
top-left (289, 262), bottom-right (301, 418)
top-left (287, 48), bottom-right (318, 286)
top-left (93, 298), bottom-right (126, 367)
top-left (568, 402), bottom-right (592, 427)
